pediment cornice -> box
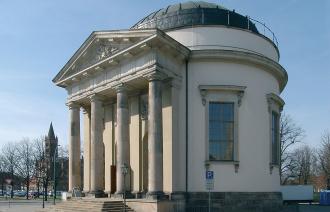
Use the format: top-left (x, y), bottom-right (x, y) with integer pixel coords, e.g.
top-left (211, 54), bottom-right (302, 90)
top-left (53, 29), bottom-right (157, 85)
top-left (53, 29), bottom-right (190, 88)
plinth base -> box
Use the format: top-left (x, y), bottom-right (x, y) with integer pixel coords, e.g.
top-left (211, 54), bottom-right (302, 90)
top-left (87, 190), bottom-right (108, 198)
top-left (112, 191), bottom-right (134, 199)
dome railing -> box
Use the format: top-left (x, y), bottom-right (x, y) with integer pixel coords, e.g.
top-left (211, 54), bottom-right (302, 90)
top-left (247, 16), bottom-right (279, 48)
top-left (134, 10), bottom-right (279, 48)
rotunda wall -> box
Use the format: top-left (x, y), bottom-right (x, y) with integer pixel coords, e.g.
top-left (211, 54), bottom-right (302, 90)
top-left (167, 26), bottom-right (279, 62)
top-left (186, 59), bottom-right (281, 192)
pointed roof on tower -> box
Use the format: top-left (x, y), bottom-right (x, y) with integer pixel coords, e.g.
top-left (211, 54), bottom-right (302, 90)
top-left (48, 122), bottom-right (56, 140)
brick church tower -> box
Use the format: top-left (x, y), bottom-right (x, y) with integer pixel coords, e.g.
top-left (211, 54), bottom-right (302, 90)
top-left (45, 122), bottom-right (58, 163)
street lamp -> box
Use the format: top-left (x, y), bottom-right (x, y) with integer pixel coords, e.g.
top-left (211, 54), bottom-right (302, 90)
top-left (53, 145), bottom-right (60, 205)
top-left (121, 163), bottom-right (129, 212)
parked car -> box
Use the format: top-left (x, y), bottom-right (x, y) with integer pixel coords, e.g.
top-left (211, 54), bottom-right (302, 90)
top-left (15, 190), bottom-right (27, 197)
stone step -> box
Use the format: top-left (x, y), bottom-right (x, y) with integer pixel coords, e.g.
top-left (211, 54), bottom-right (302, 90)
top-left (65, 202), bottom-right (124, 206)
top-left (58, 203), bottom-right (125, 207)
top-left (56, 205), bottom-right (132, 210)
top-left (53, 208), bottom-right (134, 211)
top-left (52, 210), bottom-right (134, 212)
top-left (55, 204), bottom-right (127, 209)
top-left (57, 203), bottom-right (125, 206)
top-left (41, 199), bottom-right (135, 212)
top-left (51, 208), bottom-right (134, 212)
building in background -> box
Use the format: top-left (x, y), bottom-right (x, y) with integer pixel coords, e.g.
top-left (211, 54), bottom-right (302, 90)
top-left (44, 123), bottom-right (69, 191)
top-left (53, 1), bottom-right (288, 211)
top-left (45, 123), bottom-right (58, 168)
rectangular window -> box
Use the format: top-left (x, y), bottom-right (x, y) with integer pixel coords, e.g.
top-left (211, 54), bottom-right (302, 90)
top-left (208, 102), bottom-right (234, 161)
top-left (271, 112), bottom-right (279, 165)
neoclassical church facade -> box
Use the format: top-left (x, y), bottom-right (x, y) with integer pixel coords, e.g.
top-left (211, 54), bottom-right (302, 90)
top-left (53, 1), bottom-right (287, 211)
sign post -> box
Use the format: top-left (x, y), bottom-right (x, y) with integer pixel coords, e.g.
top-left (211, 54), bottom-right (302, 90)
top-left (205, 171), bottom-right (214, 212)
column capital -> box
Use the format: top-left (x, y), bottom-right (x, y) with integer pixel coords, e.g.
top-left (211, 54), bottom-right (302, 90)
top-left (66, 101), bottom-right (80, 109)
top-left (144, 71), bottom-right (167, 81)
top-left (164, 77), bottom-right (182, 89)
top-left (89, 94), bottom-right (104, 103)
top-left (82, 107), bottom-right (91, 114)
top-left (113, 83), bottom-right (127, 93)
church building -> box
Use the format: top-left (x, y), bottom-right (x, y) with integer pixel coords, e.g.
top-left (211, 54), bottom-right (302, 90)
top-left (53, 1), bottom-right (287, 211)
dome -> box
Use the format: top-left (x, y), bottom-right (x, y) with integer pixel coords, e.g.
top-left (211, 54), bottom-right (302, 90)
top-left (131, 1), bottom-right (259, 33)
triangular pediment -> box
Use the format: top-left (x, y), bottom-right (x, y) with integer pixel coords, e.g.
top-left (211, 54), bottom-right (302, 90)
top-left (53, 29), bottom-right (157, 83)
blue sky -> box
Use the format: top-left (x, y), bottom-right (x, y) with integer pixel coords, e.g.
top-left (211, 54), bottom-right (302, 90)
top-left (0, 0), bottom-right (329, 148)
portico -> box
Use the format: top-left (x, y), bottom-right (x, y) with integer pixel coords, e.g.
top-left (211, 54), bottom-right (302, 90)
top-left (55, 29), bottom-right (190, 198)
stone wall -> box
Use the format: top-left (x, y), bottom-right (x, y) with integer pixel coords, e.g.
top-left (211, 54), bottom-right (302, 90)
top-left (185, 192), bottom-right (282, 212)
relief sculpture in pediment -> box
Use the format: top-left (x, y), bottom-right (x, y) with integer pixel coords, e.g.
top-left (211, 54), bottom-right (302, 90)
top-left (70, 39), bottom-right (120, 74)
top-left (96, 42), bottom-right (118, 61)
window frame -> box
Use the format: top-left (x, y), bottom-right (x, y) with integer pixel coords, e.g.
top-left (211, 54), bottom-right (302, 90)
top-left (271, 111), bottom-right (280, 165)
top-left (200, 85), bottom-right (245, 170)
top-left (266, 93), bottom-right (285, 173)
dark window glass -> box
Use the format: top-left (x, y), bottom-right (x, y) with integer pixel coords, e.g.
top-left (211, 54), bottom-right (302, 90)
top-left (271, 112), bottom-right (279, 165)
top-left (208, 102), bottom-right (234, 160)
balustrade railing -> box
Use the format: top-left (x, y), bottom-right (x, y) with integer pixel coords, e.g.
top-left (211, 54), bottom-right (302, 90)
top-left (134, 10), bottom-right (279, 48)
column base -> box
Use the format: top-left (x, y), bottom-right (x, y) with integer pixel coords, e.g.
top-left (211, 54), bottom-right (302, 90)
top-left (146, 191), bottom-right (165, 200)
top-left (113, 191), bottom-right (134, 199)
top-left (131, 191), bottom-right (143, 199)
top-left (104, 190), bottom-right (113, 197)
top-left (87, 190), bottom-right (108, 198)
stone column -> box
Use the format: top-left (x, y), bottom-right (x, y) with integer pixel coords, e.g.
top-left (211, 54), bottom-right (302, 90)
top-left (68, 102), bottom-right (81, 192)
top-left (90, 95), bottom-right (105, 196)
top-left (82, 108), bottom-right (91, 193)
top-left (115, 85), bottom-right (130, 195)
top-left (147, 74), bottom-right (164, 198)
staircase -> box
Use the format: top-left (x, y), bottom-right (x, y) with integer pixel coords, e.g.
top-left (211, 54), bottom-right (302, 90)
top-left (41, 199), bottom-right (134, 212)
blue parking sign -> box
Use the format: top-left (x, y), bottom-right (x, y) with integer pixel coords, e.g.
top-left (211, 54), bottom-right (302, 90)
top-left (206, 171), bottom-right (214, 179)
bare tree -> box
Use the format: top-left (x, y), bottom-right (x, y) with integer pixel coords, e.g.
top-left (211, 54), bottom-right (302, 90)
top-left (0, 155), bottom-right (6, 196)
top-left (2, 142), bottom-right (17, 198)
top-left (32, 136), bottom-right (52, 200)
top-left (291, 145), bottom-right (316, 184)
top-left (280, 113), bottom-right (305, 184)
top-left (15, 138), bottom-right (36, 199)
top-left (58, 145), bottom-right (69, 159)
top-left (32, 137), bottom-right (45, 198)
top-left (319, 131), bottom-right (330, 189)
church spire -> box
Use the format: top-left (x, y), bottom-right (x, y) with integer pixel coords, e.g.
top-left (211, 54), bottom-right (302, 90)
top-left (48, 122), bottom-right (56, 140)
